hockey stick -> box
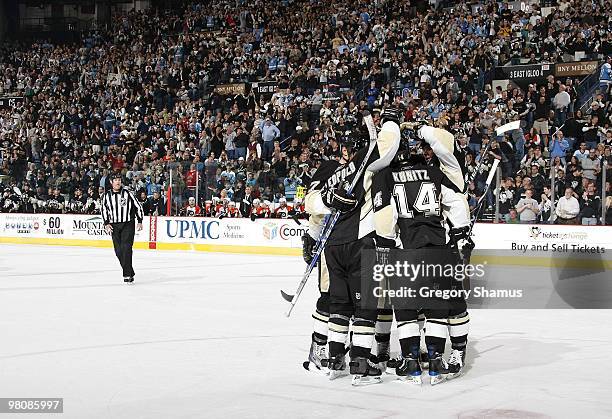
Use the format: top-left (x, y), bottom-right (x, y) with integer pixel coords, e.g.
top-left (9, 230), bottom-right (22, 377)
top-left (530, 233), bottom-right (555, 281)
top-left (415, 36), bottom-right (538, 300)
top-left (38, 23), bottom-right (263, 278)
top-left (468, 157), bottom-right (500, 235)
top-left (465, 121), bottom-right (518, 193)
top-left (281, 113), bottom-right (378, 316)
top-left (466, 120), bottom-right (517, 225)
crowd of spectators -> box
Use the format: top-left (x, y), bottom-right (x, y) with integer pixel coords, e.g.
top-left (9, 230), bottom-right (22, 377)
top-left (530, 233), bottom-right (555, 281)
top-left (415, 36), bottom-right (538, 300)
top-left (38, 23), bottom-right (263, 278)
top-left (0, 0), bottom-right (611, 224)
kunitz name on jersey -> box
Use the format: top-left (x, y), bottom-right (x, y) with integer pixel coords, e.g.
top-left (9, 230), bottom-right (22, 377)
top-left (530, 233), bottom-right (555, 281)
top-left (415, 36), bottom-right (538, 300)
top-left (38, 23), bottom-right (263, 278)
top-left (392, 169), bottom-right (431, 183)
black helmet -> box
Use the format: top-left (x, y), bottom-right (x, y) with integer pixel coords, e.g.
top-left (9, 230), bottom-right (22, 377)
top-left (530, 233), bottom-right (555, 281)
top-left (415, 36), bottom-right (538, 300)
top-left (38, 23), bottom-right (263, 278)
top-left (393, 129), bottom-right (425, 167)
top-left (381, 107), bottom-right (403, 125)
top-left (339, 130), bottom-right (368, 155)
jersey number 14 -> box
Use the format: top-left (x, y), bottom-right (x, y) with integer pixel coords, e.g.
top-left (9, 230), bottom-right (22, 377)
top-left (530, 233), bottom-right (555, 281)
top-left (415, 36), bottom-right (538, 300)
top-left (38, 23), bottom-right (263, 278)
top-left (393, 182), bottom-right (440, 218)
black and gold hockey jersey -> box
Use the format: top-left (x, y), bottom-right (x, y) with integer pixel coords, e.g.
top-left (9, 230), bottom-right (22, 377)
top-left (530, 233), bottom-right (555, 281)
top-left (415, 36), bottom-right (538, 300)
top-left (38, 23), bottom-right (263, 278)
top-left (372, 158), bottom-right (470, 249)
top-left (305, 121), bottom-right (400, 246)
top-left (419, 126), bottom-right (467, 192)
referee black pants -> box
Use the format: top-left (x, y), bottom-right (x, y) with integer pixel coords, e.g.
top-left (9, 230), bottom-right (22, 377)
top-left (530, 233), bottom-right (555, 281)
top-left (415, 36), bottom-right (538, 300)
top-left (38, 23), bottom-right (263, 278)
top-left (111, 219), bottom-right (136, 277)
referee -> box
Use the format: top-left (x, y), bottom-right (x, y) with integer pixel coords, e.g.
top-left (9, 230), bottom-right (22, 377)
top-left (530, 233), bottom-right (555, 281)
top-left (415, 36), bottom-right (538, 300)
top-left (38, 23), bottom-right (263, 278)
top-left (101, 172), bottom-right (144, 283)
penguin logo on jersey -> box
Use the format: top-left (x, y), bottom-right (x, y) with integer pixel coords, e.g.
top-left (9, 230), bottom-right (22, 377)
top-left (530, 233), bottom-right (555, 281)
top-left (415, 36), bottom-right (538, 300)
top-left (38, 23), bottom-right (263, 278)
top-left (120, 197), bottom-right (127, 207)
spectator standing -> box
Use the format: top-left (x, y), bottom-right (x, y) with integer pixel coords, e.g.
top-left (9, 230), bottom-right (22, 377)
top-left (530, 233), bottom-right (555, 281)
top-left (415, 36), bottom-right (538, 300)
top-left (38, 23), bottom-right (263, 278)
top-left (555, 187), bottom-right (580, 224)
top-left (599, 56), bottom-right (611, 101)
top-left (234, 127), bottom-right (249, 159)
top-left (516, 189), bottom-right (540, 223)
top-left (260, 118), bottom-right (280, 160)
top-left (581, 150), bottom-right (601, 183)
top-left (204, 154), bottom-right (218, 200)
top-left (552, 85), bottom-right (571, 125)
top-left (185, 163), bottom-right (200, 199)
top-left (550, 131), bottom-right (570, 165)
top-left (579, 182), bottom-right (601, 225)
top-left (533, 96), bottom-right (550, 149)
top-left (224, 125), bottom-right (237, 160)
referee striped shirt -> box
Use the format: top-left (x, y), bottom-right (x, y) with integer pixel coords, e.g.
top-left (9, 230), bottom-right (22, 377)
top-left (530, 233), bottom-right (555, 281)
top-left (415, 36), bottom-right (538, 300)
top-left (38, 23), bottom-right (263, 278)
top-left (101, 187), bottom-right (144, 225)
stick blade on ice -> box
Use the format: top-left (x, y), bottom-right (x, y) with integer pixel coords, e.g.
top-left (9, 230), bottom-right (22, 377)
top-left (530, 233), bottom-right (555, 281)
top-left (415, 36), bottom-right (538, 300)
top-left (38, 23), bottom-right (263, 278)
top-left (280, 290), bottom-right (294, 302)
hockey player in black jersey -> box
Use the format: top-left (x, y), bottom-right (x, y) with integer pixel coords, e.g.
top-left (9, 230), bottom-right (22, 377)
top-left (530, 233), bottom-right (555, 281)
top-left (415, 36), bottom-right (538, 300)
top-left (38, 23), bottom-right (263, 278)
top-left (304, 109), bottom-right (400, 385)
top-left (418, 124), bottom-right (474, 380)
top-left (371, 128), bottom-right (473, 385)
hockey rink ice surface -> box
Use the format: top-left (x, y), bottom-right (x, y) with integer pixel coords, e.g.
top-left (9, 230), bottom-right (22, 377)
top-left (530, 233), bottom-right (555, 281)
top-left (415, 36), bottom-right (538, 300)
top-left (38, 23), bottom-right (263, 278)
top-left (1, 244), bottom-right (611, 419)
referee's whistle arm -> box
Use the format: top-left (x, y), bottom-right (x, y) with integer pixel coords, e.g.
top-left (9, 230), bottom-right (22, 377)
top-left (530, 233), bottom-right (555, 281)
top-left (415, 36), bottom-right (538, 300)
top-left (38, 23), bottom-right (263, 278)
top-left (137, 223), bottom-right (143, 231)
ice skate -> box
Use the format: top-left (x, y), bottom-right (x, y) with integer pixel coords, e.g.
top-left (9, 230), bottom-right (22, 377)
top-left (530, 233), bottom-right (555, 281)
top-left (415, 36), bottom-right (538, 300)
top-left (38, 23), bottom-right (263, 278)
top-left (303, 340), bottom-right (329, 375)
top-left (395, 354), bottom-right (422, 385)
top-left (349, 356), bottom-right (382, 386)
top-left (419, 337), bottom-right (429, 369)
top-left (370, 340), bottom-right (390, 372)
top-left (322, 355), bottom-right (348, 380)
top-left (428, 352), bottom-right (449, 386)
top-left (447, 348), bottom-right (466, 380)
top-left (385, 357), bottom-right (402, 375)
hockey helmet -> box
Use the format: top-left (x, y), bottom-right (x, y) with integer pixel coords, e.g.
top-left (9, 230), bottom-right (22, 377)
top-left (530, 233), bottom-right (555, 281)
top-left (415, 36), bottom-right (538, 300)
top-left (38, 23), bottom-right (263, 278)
top-left (381, 107), bottom-right (403, 125)
top-left (339, 131), bottom-right (368, 157)
top-left (393, 125), bottom-right (425, 167)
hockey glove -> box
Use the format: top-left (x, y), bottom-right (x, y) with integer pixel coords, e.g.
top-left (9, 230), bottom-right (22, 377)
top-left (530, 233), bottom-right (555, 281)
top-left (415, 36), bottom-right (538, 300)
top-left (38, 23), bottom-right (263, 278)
top-left (322, 185), bottom-right (357, 213)
top-left (449, 226), bottom-right (475, 265)
top-left (302, 233), bottom-right (317, 264)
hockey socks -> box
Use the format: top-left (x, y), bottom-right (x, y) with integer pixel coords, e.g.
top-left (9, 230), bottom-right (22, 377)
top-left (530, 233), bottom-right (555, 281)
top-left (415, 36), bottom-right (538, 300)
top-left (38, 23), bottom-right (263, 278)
top-left (448, 311), bottom-right (470, 350)
top-left (312, 309), bottom-right (329, 344)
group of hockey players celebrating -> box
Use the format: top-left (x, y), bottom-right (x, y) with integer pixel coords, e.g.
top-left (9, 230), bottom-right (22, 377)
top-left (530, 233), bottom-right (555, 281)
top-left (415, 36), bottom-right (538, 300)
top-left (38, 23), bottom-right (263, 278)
top-left (298, 108), bottom-right (475, 386)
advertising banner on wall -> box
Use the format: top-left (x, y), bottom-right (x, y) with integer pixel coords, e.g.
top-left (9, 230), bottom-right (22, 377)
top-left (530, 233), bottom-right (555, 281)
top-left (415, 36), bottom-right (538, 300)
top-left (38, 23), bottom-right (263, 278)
top-left (472, 223), bottom-right (612, 251)
top-left (2, 214), bottom-right (611, 260)
top-left (213, 83), bottom-right (246, 96)
top-left (494, 63), bottom-right (553, 84)
top-left (554, 60), bottom-right (599, 77)
top-left (0, 214), bottom-right (150, 245)
top-left (156, 216), bottom-right (308, 249)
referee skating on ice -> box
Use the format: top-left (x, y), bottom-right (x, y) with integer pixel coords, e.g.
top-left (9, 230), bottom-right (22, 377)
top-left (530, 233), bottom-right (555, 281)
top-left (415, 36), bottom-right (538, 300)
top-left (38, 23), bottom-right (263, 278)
top-left (101, 172), bottom-right (144, 283)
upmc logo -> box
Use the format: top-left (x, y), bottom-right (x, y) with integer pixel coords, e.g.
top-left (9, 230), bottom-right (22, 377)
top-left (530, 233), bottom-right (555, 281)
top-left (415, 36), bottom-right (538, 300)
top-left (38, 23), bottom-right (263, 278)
top-left (166, 219), bottom-right (219, 239)
top-left (279, 224), bottom-right (307, 240)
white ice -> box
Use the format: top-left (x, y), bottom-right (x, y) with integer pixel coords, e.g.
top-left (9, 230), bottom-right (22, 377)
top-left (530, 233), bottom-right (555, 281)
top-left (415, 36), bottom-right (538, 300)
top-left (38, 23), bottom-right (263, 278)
top-left (1, 244), bottom-right (611, 419)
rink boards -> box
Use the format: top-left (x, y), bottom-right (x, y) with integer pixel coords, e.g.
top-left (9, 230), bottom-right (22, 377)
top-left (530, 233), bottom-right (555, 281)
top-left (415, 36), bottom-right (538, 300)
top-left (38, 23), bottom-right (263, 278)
top-left (1, 213), bottom-right (611, 268)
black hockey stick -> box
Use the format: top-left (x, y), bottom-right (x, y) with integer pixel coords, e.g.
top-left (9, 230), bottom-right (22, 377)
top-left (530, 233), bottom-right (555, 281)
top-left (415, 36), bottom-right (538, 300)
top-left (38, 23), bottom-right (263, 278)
top-left (468, 157), bottom-right (500, 236)
top-left (465, 121), bottom-right (518, 193)
top-left (281, 113), bottom-right (379, 315)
